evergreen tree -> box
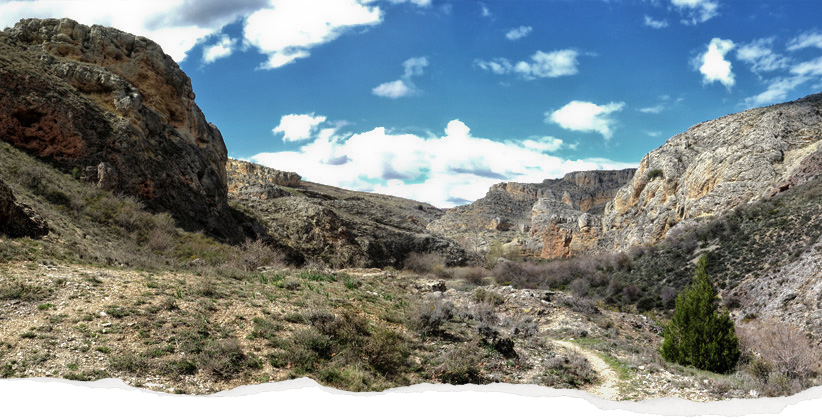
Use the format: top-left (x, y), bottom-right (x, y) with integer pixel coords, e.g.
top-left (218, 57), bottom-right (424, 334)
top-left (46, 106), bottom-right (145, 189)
top-left (661, 255), bottom-right (740, 373)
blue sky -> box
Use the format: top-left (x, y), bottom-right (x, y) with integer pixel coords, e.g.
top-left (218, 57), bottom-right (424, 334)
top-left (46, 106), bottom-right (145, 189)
top-left (3, 0), bottom-right (822, 207)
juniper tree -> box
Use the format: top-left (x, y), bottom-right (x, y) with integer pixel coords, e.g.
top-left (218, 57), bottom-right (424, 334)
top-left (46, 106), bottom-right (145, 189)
top-left (661, 255), bottom-right (740, 373)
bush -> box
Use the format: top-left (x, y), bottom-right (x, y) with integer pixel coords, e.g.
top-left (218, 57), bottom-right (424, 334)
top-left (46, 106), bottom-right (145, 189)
top-left (408, 298), bottom-right (455, 336)
top-left (462, 266), bottom-right (489, 285)
top-left (660, 256), bottom-right (740, 373)
top-left (198, 339), bottom-right (250, 379)
top-left (646, 169), bottom-right (664, 180)
top-left (233, 239), bottom-right (285, 271)
top-left (542, 350), bottom-right (598, 388)
top-left (403, 252), bottom-right (444, 274)
top-left (471, 288), bottom-right (504, 306)
top-left (737, 319), bottom-right (820, 381)
top-left (434, 342), bottom-right (484, 385)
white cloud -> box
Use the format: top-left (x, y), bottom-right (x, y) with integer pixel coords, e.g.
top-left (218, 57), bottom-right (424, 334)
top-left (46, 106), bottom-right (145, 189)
top-left (787, 31), bottom-right (822, 51)
top-left (643, 16), bottom-right (668, 29)
top-left (372, 80), bottom-right (413, 98)
top-left (202, 35), bottom-right (235, 63)
top-left (743, 76), bottom-right (810, 108)
top-left (475, 58), bottom-right (513, 75)
top-left (243, 0), bottom-right (382, 69)
top-left (736, 38), bottom-right (789, 75)
top-left (671, 0), bottom-right (719, 25)
top-left (0, 0), bottom-right (240, 62)
top-left (791, 57), bottom-right (822, 77)
top-left (646, 131), bottom-right (663, 137)
top-left (521, 137), bottom-right (564, 153)
top-left (402, 56), bottom-right (429, 78)
top-left (546, 101), bottom-right (625, 140)
top-left (480, 3), bottom-right (492, 18)
top-left (249, 119), bottom-right (632, 207)
top-left (695, 38), bottom-right (735, 88)
top-left (639, 105), bottom-right (665, 114)
top-left (388, 0), bottom-right (432, 7)
top-left (373, 56), bottom-right (428, 98)
top-left (476, 49), bottom-right (580, 80)
top-left (272, 113), bottom-right (328, 142)
top-left (505, 26), bottom-right (532, 41)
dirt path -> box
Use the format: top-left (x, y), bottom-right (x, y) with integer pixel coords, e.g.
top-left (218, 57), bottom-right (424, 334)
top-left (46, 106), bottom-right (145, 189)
top-left (553, 340), bottom-right (620, 400)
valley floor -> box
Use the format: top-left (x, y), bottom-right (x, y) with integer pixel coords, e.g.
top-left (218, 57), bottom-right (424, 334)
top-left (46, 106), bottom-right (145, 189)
top-left (0, 261), bottom-right (763, 400)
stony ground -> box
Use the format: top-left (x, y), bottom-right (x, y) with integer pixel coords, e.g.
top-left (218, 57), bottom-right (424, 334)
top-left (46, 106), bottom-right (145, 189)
top-left (0, 261), bottom-right (765, 400)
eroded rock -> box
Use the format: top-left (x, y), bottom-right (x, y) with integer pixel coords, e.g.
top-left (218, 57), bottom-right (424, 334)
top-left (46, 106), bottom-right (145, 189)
top-left (0, 179), bottom-right (48, 238)
top-left (0, 18), bottom-right (240, 240)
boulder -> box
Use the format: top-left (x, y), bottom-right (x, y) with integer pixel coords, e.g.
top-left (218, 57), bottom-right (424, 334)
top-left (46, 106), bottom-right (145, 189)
top-left (0, 179), bottom-right (48, 238)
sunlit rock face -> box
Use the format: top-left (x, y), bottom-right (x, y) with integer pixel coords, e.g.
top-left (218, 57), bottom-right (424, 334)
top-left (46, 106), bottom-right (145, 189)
top-left (0, 18), bottom-right (240, 240)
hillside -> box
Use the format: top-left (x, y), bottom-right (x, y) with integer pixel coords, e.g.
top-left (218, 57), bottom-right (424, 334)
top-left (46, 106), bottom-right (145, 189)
top-left (1, 18), bottom-right (821, 400)
top-left (227, 159), bottom-right (473, 268)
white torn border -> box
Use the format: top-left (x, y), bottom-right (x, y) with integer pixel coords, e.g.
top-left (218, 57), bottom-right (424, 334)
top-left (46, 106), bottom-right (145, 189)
top-left (0, 378), bottom-right (820, 419)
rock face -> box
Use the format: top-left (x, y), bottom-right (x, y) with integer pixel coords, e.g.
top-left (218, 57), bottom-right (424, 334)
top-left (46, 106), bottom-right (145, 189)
top-left (602, 92), bottom-right (822, 250)
top-left (0, 179), bottom-right (48, 238)
top-left (0, 18), bottom-right (240, 240)
top-left (429, 169), bottom-right (635, 257)
top-left (227, 159), bottom-right (473, 268)
top-left (735, 236), bottom-right (822, 344)
top-left (227, 159), bottom-right (301, 200)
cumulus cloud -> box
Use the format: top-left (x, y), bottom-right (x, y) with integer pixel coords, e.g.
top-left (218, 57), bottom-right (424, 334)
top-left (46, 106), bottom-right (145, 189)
top-left (372, 80), bottom-right (413, 98)
top-left (249, 119), bottom-right (631, 207)
top-left (476, 49), bottom-right (580, 80)
top-left (695, 38), bottom-right (735, 88)
top-left (244, 0), bottom-right (383, 69)
top-left (480, 3), bottom-right (492, 18)
top-left (272, 113), bottom-right (328, 142)
top-left (736, 38), bottom-right (789, 75)
top-left (643, 16), bottom-right (668, 29)
top-left (547, 101), bottom-right (625, 140)
top-left (372, 56), bottom-right (429, 98)
top-left (787, 30), bottom-right (822, 51)
top-left (505, 26), bottom-right (532, 41)
top-left (0, 0), bottom-right (235, 62)
top-left (202, 35), bottom-right (235, 63)
top-left (671, 0), bottom-right (719, 25)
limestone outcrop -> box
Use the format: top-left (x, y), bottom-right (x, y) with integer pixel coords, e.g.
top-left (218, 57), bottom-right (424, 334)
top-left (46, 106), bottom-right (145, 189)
top-left (429, 169), bottom-right (635, 257)
top-left (0, 18), bottom-right (240, 240)
top-left (227, 159), bottom-right (473, 268)
top-left (0, 179), bottom-right (48, 238)
top-left (602, 92), bottom-right (822, 250)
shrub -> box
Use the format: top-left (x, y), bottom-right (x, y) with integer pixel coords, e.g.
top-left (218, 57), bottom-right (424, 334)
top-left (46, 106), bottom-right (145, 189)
top-left (660, 256), bottom-right (740, 373)
top-left (542, 350), bottom-right (598, 388)
top-left (364, 329), bottom-right (410, 377)
top-left (462, 267), bottom-right (489, 285)
top-left (233, 239), bottom-right (285, 271)
top-left (434, 342), bottom-right (484, 385)
top-left (403, 252), bottom-right (444, 274)
top-left (471, 288), bottom-right (504, 306)
top-left (646, 169), bottom-right (664, 180)
top-left (198, 339), bottom-right (250, 379)
top-left (408, 298), bottom-right (455, 336)
top-left (737, 319), bottom-right (820, 381)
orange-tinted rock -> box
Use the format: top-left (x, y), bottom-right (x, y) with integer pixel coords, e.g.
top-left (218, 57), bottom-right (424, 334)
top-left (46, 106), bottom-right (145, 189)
top-left (0, 19), bottom-right (240, 241)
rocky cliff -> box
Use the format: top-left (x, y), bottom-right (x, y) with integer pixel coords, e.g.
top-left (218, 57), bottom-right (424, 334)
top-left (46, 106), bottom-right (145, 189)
top-left (602, 92), bottom-right (822, 250)
top-left (0, 178), bottom-right (48, 238)
top-left (429, 169), bottom-right (635, 257)
top-left (227, 159), bottom-right (472, 268)
top-left (0, 18), bottom-right (240, 240)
